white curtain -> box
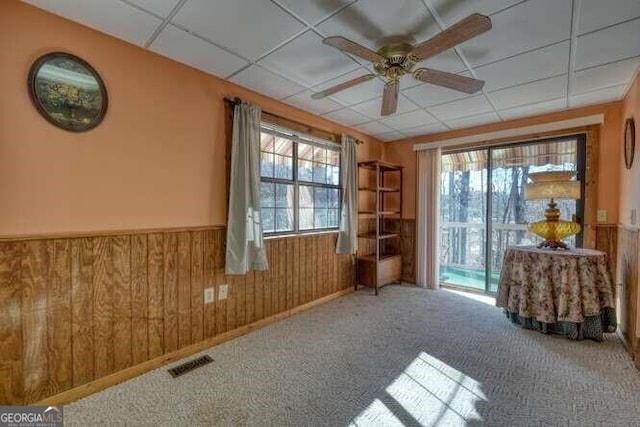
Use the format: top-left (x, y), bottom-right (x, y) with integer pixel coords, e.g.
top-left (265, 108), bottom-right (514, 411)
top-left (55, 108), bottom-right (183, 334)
top-left (416, 148), bottom-right (441, 289)
top-left (336, 134), bottom-right (358, 254)
top-left (225, 102), bottom-right (269, 275)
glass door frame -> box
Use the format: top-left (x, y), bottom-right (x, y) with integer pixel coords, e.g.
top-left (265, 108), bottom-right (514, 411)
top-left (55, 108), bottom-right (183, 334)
top-left (443, 133), bottom-right (587, 295)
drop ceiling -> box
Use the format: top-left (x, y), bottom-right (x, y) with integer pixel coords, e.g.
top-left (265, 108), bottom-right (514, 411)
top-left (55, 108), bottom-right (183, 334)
top-left (22, 0), bottom-right (640, 141)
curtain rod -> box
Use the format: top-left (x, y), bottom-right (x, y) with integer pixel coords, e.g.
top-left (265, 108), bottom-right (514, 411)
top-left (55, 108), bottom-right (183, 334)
top-left (224, 96), bottom-right (363, 144)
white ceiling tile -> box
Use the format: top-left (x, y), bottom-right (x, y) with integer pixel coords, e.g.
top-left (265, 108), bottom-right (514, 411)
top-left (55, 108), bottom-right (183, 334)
top-left (427, 95), bottom-right (494, 121)
top-left (402, 72), bottom-right (474, 108)
top-left (578, 0), bottom-right (640, 35)
top-left (460, 0), bottom-right (572, 67)
top-left (126, 0), bottom-right (180, 17)
top-left (445, 111), bottom-right (500, 129)
top-left (379, 109), bottom-right (438, 130)
top-left (316, 0), bottom-right (438, 52)
top-left (416, 50), bottom-right (467, 74)
top-left (258, 30), bottom-right (361, 87)
top-left (229, 65), bottom-right (305, 100)
top-left (322, 108), bottom-right (371, 126)
top-left (150, 25), bottom-right (248, 78)
top-left (573, 56), bottom-right (640, 95)
top-left (275, 0), bottom-right (355, 25)
top-left (489, 75), bottom-right (568, 110)
top-left (401, 122), bottom-right (449, 137)
top-left (569, 85), bottom-right (627, 108)
top-left (172, 0), bottom-right (305, 60)
top-left (427, 0), bottom-right (523, 26)
top-left (353, 121), bottom-right (394, 136)
top-left (23, 0), bottom-right (162, 46)
top-left (314, 69), bottom-right (385, 105)
top-left (499, 98), bottom-right (567, 120)
top-left (474, 41), bottom-right (570, 92)
top-left (376, 131), bottom-right (407, 142)
top-left (283, 90), bottom-right (343, 115)
top-left (351, 95), bottom-right (419, 119)
top-left (575, 19), bottom-right (640, 71)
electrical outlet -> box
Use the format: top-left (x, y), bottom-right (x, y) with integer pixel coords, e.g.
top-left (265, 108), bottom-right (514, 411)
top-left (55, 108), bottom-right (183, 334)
top-left (218, 284), bottom-right (228, 300)
top-left (204, 287), bottom-right (215, 304)
top-left (631, 209), bottom-right (637, 226)
top-left (596, 209), bottom-right (607, 223)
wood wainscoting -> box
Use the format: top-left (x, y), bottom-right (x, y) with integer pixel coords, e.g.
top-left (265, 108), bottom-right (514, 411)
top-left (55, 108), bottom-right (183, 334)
top-left (0, 227), bottom-right (355, 405)
top-left (611, 225), bottom-right (639, 365)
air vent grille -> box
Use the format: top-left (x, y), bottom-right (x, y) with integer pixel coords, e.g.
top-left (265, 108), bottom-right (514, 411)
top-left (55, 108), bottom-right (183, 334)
top-left (168, 355), bottom-right (213, 378)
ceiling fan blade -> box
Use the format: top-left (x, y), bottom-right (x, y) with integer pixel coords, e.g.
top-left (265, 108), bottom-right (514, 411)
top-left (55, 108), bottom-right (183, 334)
top-left (311, 74), bottom-right (376, 99)
top-left (414, 68), bottom-right (484, 94)
top-left (381, 81), bottom-right (399, 116)
top-left (409, 13), bottom-right (491, 61)
top-left (323, 36), bottom-right (386, 63)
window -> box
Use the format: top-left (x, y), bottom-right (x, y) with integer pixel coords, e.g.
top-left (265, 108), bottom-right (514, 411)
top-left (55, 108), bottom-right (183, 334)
top-left (260, 125), bottom-right (341, 235)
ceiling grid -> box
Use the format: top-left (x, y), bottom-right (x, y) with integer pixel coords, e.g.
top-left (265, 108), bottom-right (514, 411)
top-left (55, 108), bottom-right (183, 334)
top-left (20, 0), bottom-right (640, 141)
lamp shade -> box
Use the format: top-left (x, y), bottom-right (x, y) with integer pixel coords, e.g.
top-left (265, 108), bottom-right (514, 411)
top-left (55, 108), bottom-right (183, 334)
top-left (524, 171), bottom-right (581, 201)
top-left (525, 180), bottom-right (581, 200)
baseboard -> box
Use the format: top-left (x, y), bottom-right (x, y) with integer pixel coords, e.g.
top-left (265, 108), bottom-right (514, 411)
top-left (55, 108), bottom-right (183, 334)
top-left (34, 287), bottom-right (354, 407)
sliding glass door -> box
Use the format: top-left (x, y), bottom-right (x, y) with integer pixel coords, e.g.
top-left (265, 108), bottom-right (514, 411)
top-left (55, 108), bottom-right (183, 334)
top-left (439, 135), bottom-right (585, 294)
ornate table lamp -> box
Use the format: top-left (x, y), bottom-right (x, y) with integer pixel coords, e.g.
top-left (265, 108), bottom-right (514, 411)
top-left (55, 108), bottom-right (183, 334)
top-left (524, 171), bottom-right (581, 250)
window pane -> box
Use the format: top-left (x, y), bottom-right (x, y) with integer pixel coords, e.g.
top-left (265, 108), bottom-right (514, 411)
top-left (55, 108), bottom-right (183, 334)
top-left (313, 147), bottom-right (326, 163)
top-left (261, 182), bottom-right (275, 207)
top-left (314, 209), bottom-right (328, 229)
top-left (276, 183), bottom-right (293, 207)
top-left (298, 159), bottom-right (313, 182)
top-left (328, 209), bottom-right (340, 228)
top-left (260, 133), bottom-right (275, 152)
top-left (274, 154), bottom-right (293, 180)
top-left (328, 188), bottom-right (340, 208)
top-left (327, 165), bottom-right (340, 185)
top-left (300, 208), bottom-right (314, 230)
top-left (312, 162), bottom-right (327, 183)
top-left (314, 187), bottom-right (328, 208)
top-left (298, 142), bottom-right (314, 160)
top-left (261, 152), bottom-right (274, 178)
top-left (299, 185), bottom-right (314, 208)
top-left (327, 150), bottom-right (339, 166)
top-left (274, 137), bottom-right (293, 156)
top-left (275, 208), bottom-right (293, 232)
top-left (262, 208), bottom-right (275, 233)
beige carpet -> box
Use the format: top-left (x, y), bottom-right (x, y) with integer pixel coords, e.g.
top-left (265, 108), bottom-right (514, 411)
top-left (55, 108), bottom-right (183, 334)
top-left (67, 285), bottom-right (640, 426)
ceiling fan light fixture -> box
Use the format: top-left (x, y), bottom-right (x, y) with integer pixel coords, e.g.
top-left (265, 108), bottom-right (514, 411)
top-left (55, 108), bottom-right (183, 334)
top-left (315, 13), bottom-right (492, 116)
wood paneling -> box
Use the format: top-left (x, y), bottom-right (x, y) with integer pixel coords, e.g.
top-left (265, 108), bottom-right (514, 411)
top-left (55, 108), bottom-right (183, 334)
top-left (0, 227), bottom-right (354, 405)
top-left (611, 226), bottom-right (639, 359)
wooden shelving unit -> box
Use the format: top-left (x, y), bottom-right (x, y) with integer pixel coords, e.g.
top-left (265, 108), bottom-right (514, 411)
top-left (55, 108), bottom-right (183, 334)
top-left (356, 160), bottom-right (403, 295)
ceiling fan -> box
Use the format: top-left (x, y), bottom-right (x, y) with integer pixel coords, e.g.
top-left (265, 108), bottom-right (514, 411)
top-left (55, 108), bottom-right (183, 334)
top-left (312, 13), bottom-right (492, 116)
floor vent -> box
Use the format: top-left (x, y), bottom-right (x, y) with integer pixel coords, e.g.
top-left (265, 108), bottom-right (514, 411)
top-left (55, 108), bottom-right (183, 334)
top-left (168, 355), bottom-right (213, 378)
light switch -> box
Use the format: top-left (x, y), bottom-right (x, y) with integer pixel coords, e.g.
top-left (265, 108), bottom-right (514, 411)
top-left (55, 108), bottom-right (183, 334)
top-left (218, 284), bottom-right (228, 300)
top-left (204, 287), bottom-right (215, 304)
top-left (596, 209), bottom-right (607, 223)
top-left (631, 209), bottom-right (637, 225)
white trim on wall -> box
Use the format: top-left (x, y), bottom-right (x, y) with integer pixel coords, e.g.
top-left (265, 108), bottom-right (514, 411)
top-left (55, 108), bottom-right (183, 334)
top-left (413, 114), bottom-right (604, 151)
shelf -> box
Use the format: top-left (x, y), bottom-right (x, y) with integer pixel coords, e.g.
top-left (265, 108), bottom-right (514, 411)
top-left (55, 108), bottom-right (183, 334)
top-left (358, 187), bottom-right (400, 193)
top-left (358, 210), bottom-right (401, 216)
top-left (357, 254), bottom-right (401, 263)
top-left (357, 233), bottom-right (399, 240)
top-left (358, 160), bottom-right (404, 171)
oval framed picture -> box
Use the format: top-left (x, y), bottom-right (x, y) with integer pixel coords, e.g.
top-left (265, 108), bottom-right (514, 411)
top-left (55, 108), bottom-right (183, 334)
top-left (28, 52), bottom-right (108, 132)
top-left (625, 117), bottom-right (635, 170)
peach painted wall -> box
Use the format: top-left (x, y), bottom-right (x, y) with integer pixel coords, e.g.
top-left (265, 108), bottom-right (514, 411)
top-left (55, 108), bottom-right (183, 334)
top-left (384, 102), bottom-right (624, 221)
top-left (620, 73), bottom-right (640, 228)
top-left (0, 1), bottom-right (382, 237)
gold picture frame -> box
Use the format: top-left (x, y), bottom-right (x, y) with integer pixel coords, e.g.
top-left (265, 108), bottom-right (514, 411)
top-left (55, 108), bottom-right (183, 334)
top-left (624, 117), bottom-right (635, 170)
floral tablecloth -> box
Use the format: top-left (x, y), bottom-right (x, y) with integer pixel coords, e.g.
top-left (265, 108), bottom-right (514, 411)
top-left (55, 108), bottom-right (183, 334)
top-left (496, 246), bottom-right (617, 341)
